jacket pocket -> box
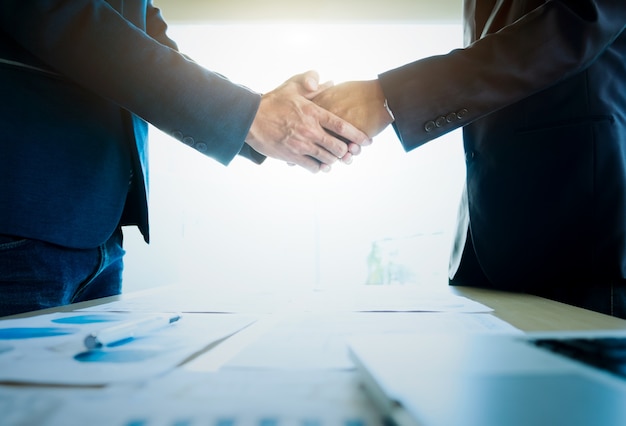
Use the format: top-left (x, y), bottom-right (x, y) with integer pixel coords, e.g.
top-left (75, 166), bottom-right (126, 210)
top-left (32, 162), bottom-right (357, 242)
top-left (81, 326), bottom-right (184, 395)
top-left (516, 115), bottom-right (614, 135)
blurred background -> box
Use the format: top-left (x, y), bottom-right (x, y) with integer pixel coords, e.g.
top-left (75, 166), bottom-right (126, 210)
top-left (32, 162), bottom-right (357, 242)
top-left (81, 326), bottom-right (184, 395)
top-left (154, 0), bottom-right (460, 22)
top-left (122, 0), bottom-right (466, 295)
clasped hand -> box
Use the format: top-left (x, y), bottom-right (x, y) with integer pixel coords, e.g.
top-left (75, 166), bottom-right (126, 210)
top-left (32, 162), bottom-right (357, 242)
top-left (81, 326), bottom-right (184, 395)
top-left (312, 79), bottom-right (394, 140)
top-left (246, 71), bottom-right (376, 173)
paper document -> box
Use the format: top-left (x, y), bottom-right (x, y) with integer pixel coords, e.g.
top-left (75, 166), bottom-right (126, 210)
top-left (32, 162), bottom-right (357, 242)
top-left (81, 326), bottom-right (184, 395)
top-left (78, 285), bottom-right (295, 314)
top-left (79, 285), bottom-right (493, 314)
top-left (221, 312), bottom-right (521, 371)
top-left (293, 286), bottom-right (493, 313)
top-left (0, 312), bottom-right (255, 385)
top-left (1, 370), bottom-right (381, 426)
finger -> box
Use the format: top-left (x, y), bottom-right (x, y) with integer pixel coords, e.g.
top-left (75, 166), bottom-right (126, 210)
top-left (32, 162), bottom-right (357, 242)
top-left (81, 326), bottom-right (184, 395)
top-left (315, 132), bottom-right (348, 163)
top-left (341, 151), bottom-right (353, 164)
top-left (348, 142), bottom-right (362, 156)
top-left (319, 110), bottom-right (373, 147)
top-left (303, 80), bottom-right (334, 100)
top-left (298, 70), bottom-right (320, 92)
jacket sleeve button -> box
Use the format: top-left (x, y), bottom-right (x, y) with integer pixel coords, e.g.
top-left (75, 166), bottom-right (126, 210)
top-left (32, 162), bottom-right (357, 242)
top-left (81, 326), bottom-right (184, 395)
top-left (424, 120), bottom-right (436, 132)
top-left (182, 136), bottom-right (195, 146)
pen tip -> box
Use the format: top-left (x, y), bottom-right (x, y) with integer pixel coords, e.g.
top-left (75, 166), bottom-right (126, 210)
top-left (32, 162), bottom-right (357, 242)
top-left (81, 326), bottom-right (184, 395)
top-left (84, 334), bottom-right (102, 350)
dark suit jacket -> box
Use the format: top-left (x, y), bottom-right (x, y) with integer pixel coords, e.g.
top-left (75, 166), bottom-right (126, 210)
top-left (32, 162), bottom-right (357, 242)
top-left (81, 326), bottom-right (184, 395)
top-left (379, 0), bottom-right (626, 292)
top-left (0, 0), bottom-right (263, 249)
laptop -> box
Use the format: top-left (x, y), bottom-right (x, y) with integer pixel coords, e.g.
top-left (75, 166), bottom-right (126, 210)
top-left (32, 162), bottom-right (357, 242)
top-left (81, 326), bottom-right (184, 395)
top-left (348, 330), bottom-right (626, 426)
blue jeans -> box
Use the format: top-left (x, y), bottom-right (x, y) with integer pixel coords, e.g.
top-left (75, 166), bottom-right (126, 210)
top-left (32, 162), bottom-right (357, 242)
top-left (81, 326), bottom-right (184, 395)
top-left (0, 229), bottom-right (124, 317)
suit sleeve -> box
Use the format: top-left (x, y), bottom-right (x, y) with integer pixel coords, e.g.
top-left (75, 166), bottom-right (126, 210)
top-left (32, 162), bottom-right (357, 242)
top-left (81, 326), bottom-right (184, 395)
top-left (0, 0), bottom-right (262, 166)
top-left (145, 2), bottom-right (178, 51)
top-left (378, 0), bottom-right (626, 151)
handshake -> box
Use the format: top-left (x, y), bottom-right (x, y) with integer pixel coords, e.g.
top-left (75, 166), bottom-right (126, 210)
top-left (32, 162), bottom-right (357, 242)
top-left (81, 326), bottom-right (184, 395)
top-left (245, 70), bottom-right (395, 173)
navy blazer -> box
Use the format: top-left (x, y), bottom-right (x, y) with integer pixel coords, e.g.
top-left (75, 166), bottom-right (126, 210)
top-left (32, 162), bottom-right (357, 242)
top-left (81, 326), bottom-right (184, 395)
top-left (0, 0), bottom-right (262, 249)
top-left (379, 0), bottom-right (626, 291)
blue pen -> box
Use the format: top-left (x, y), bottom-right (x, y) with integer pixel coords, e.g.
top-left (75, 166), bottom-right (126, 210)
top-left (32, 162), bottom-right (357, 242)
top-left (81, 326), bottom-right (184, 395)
top-left (84, 313), bottom-right (182, 350)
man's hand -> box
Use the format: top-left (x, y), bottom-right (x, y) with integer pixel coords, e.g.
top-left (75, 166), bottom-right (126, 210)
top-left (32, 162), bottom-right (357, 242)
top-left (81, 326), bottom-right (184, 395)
top-left (312, 79), bottom-right (394, 139)
top-left (245, 71), bottom-right (372, 173)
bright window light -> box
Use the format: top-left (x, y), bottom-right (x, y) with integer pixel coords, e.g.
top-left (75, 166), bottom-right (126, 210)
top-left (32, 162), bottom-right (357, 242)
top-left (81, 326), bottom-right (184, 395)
top-left (122, 22), bottom-right (466, 294)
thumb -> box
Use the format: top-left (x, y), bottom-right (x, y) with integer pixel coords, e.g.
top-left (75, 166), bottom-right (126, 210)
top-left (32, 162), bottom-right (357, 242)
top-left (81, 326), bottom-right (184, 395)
top-left (301, 70), bottom-right (320, 92)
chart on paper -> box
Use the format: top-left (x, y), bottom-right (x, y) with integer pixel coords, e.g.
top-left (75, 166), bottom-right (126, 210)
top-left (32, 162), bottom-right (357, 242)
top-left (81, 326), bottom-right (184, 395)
top-left (122, 416), bottom-right (371, 426)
